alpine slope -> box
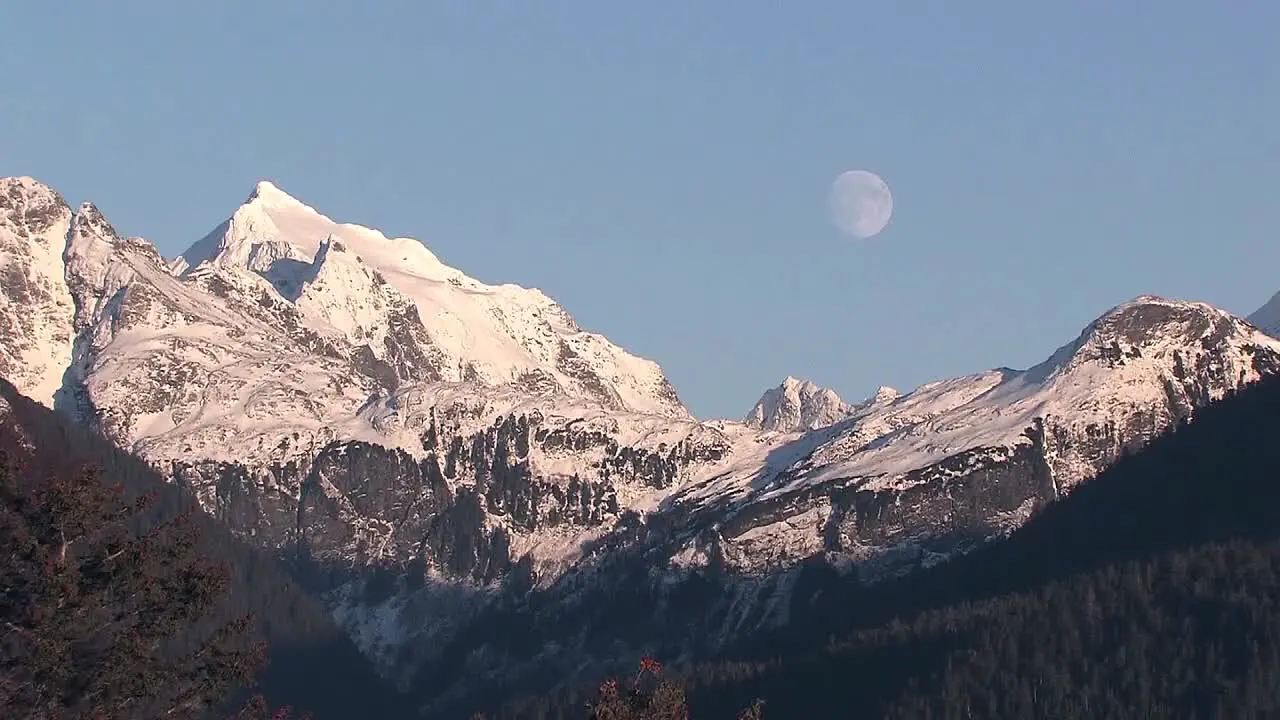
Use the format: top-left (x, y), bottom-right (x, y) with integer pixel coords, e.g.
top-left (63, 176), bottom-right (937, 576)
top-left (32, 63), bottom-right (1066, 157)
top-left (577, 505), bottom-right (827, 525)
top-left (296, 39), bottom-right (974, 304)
top-left (4, 174), bottom-right (1280, 707)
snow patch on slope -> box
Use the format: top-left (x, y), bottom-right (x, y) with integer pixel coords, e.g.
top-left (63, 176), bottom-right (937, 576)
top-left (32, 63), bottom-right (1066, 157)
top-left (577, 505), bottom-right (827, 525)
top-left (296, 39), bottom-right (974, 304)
top-left (293, 237), bottom-right (406, 354)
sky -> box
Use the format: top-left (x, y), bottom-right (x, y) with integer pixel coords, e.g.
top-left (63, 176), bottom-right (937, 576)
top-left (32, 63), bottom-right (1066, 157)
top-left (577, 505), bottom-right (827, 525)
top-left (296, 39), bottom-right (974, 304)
top-left (3, 2), bottom-right (1278, 420)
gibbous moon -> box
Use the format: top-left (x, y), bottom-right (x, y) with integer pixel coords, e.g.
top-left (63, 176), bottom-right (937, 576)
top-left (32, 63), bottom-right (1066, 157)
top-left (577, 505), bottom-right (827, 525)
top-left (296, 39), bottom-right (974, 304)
top-left (830, 170), bottom-right (893, 239)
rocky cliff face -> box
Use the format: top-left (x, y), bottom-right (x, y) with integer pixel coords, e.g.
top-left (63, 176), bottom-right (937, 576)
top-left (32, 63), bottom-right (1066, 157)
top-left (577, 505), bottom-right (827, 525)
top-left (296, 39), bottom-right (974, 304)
top-left (0, 178), bottom-right (75, 406)
top-left (4, 175), bottom-right (1279, 711)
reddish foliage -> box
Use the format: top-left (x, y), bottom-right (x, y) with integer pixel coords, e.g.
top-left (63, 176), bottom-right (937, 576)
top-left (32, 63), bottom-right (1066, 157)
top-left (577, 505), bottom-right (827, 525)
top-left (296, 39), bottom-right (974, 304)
top-left (231, 693), bottom-right (314, 720)
top-left (589, 657), bottom-right (689, 720)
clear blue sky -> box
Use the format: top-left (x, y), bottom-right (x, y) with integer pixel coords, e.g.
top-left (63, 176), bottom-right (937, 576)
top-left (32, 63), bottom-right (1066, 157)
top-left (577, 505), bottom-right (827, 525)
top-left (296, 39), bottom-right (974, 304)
top-left (3, 2), bottom-right (1277, 419)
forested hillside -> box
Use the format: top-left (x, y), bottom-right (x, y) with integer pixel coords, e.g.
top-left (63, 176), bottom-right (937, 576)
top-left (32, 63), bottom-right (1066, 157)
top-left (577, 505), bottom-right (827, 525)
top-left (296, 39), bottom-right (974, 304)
top-left (0, 378), bottom-right (406, 719)
top-left (491, 374), bottom-right (1280, 719)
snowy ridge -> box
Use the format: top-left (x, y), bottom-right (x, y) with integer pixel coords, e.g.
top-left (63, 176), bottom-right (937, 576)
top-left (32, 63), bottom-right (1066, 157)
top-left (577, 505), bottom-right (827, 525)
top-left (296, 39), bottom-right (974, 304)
top-left (4, 175), bottom-right (1278, 560)
top-left (0, 177), bottom-right (691, 471)
top-left (664, 295), bottom-right (1280, 574)
top-left (5, 175), bottom-right (1280, 698)
top-left (178, 181), bottom-right (686, 418)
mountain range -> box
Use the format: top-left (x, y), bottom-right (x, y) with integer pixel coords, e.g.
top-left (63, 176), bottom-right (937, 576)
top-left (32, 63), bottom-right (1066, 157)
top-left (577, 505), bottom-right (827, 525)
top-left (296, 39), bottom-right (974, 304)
top-left (4, 174), bottom-right (1280, 713)
top-left (502, 367), bottom-right (1280, 718)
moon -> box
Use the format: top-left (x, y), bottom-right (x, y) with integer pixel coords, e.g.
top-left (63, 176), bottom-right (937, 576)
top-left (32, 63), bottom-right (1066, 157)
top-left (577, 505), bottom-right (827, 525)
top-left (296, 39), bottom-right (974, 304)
top-left (830, 170), bottom-right (893, 239)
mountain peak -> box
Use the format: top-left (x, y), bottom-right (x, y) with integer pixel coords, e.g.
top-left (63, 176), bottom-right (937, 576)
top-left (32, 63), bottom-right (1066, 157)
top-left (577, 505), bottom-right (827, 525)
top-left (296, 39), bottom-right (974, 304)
top-left (72, 201), bottom-right (119, 241)
top-left (1016, 294), bottom-right (1276, 394)
top-left (253, 179), bottom-right (283, 195)
top-left (179, 181), bottom-right (324, 273)
top-left (246, 179), bottom-right (310, 210)
top-left (1090, 295), bottom-right (1239, 347)
top-left (1, 175), bottom-right (60, 199)
top-left (162, 178), bottom-right (690, 419)
top-left (745, 376), bottom-right (850, 432)
top-left (867, 385), bottom-right (900, 404)
top-left (781, 375), bottom-right (816, 391)
top-left (1, 177), bottom-right (68, 228)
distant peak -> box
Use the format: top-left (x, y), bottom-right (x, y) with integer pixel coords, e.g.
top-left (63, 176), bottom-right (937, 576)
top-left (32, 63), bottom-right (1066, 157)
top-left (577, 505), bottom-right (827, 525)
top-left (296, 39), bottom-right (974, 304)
top-left (245, 180), bottom-right (310, 211)
top-left (1098, 295), bottom-right (1224, 327)
top-left (870, 385), bottom-right (900, 403)
top-left (75, 201), bottom-right (106, 221)
top-left (1, 176), bottom-right (66, 208)
top-left (781, 376), bottom-right (816, 391)
top-left (1, 175), bottom-right (51, 192)
top-left (72, 201), bottom-right (119, 240)
top-left (745, 376), bottom-right (851, 432)
top-left (249, 179), bottom-right (283, 198)
top-left (1024, 294), bottom-right (1255, 384)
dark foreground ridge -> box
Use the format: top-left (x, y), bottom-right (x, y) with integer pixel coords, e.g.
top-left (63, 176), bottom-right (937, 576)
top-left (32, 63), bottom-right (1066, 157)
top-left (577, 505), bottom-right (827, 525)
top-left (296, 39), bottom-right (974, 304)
top-left (0, 377), bottom-right (407, 719)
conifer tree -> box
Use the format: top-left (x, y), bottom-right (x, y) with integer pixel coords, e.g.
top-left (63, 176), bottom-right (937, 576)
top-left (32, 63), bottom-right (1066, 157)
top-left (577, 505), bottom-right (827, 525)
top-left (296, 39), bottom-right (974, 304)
top-left (0, 431), bottom-right (264, 719)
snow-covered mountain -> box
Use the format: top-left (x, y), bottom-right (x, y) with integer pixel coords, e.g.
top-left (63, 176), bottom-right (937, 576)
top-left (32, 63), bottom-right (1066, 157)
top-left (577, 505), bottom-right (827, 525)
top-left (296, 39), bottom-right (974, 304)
top-left (745, 376), bottom-right (851, 432)
top-left (0, 178), bottom-right (75, 406)
top-left (11, 177), bottom-right (688, 466)
top-left (744, 376), bottom-right (901, 433)
top-left (179, 180), bottom-right (686, 417)
top-left (5, 174), bottom-right (1280, 711)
